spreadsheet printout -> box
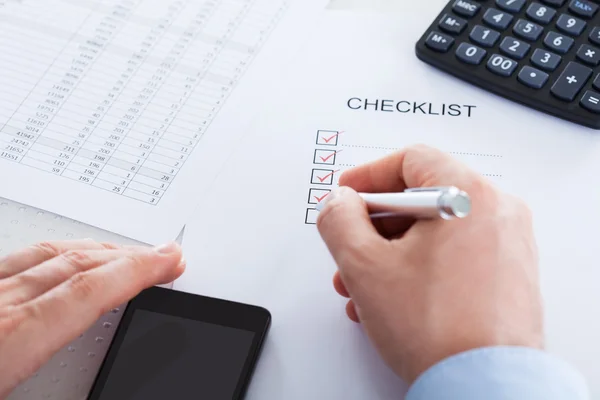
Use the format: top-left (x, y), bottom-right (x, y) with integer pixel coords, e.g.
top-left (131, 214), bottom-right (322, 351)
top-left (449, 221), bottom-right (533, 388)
top-left (0, 0), bottom-right (323, 244)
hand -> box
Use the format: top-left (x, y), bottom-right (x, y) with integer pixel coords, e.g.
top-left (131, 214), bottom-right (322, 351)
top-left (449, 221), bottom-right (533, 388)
top-left (317, 144), bottom-right (542, 384)
top-left (0, 239), bottom-right (185, 398)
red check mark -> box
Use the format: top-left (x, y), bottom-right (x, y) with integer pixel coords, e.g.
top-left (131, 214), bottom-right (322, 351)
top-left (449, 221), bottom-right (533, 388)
top-left (313, 192), bottom-right (330, 203)
top-left (319, 149), bottom-right (342, 163)
top-left (317, 169), bottom-right (339, 183)
top-left (321, 131), bottom-right (343, 143)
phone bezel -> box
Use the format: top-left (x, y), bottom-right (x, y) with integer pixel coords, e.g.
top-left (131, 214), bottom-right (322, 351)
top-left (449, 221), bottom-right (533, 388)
top-left (86, 286), bottom-right (271, 400)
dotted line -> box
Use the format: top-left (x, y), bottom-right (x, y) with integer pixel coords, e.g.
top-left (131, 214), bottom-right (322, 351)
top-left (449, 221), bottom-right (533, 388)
top-left (483, 174), bottom-right (503, 177)
top-left (449, 152), bottom-right (503, 158)
top-left (339, 144), bottom-right (503, 158)
top-left (340, 144), bottom-right (399, 151)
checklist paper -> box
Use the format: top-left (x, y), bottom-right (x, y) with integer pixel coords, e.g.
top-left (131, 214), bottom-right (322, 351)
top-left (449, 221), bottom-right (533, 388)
top-left (174, 10), bottom-right (571, 400)
top-left (0, 0), bottom-right (323, 244)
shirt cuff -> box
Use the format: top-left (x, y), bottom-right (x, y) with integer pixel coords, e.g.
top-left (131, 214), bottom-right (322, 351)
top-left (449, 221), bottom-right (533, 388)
top-left (405, 346), bottom-right (590, 400)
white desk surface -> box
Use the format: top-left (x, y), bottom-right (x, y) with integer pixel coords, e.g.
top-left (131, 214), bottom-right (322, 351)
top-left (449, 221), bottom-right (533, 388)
top-left (3, 1), bottom-right (600, 399)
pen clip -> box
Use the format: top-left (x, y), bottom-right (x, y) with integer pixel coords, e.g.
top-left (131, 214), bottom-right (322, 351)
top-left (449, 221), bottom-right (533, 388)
top-left (404, 186), bottom-right (456, 193)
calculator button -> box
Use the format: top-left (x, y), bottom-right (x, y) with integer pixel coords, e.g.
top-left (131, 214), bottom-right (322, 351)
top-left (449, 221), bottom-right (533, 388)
top-left (542, 0), bottom-right (566, 5)
top-left (513, 19), bottom-right (544, 41)
top-left (526, 3), bottom-right (557, 24)
top-left (425, 31), bottom-right (455, 52)
top-left (580, 90), bottom-right (600, 112)
top-left (452, 0), bottom-right (481, 17)
top-left (483, 8), bottom-right (514, 30)
top-left (568, 0), bottom-right (598, 19)
top-left (531, 48), bottom-right (562, 70)
top-left (588, 27), bottom-right (600, 45)
top-left (576, 44), bottom-right (600, 65)
top-left (487, 54), bottom-right (518, 76)
top-left (593, 73), bottom-right (600, 90)
top-left (469, 25), bottom-right (501, 47)
top-left (500, 36), bottom-right (531, 59)
top-left (543, 31), bottom-right (574, 53)
top-left (456, 42), bottom-right (487, 64)
top-left (550, 61), bottom-right (592, 101)
top-left (556, 14), bottom-right (586, 36)
top-left (517, 66), bottom-right (550, 88)
top-left (439, 13), bottom-right (468, 34)
top-left (496, 0), bottom-right (526, 13)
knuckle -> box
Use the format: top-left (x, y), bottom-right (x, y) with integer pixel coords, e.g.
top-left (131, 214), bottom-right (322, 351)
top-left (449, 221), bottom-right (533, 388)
top-left (31, 241), bottom-right (63, 259)
top-left (60, 250), bottom-right (93, 268)
top-left (67, 272), bottom-right (99, 300)
top-left (0, 306), bottom-right (27, 334)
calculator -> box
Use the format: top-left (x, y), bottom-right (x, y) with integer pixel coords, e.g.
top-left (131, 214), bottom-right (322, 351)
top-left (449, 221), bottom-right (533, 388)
top-left (415, 0), bottom-right (600, 129)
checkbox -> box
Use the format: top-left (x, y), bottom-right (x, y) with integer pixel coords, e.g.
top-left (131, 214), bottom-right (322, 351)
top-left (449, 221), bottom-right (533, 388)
top-left (308, 188), bottom-right (331, 205)
top-left (311, 168), bottom-right (336, 185)
top-left (305, 208), bottom-right (319, 225)
top-left (314, 149), bottom-right (337, 165)
top-left (316, 130), bottom-right (341, 146)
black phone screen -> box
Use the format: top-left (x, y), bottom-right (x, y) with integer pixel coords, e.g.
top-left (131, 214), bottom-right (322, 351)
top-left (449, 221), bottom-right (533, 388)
top-left (95, 309), bottom-right (255, 399)
top-left (87, 287), bottom-right (270, 400)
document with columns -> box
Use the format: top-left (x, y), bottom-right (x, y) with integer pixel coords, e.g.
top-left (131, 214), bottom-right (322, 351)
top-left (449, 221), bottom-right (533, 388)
top-left (0, 0), bottom-right (325, 244)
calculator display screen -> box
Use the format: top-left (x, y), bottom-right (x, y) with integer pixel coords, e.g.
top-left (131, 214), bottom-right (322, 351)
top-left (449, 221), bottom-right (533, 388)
top-left (94, 309), bottom-right (255, 399)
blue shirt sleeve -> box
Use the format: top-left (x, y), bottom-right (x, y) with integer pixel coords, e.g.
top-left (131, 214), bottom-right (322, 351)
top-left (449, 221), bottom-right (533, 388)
top-left (405, 346), bottom-right (590, 400)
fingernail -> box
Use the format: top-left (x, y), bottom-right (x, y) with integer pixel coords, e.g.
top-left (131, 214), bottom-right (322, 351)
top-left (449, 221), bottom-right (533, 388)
top-left (316, 187), bottom-right (352, 211)
top-left (154, 242), bottom-right (180, 254)
top-left (178, 255), bottom-right (187, 270)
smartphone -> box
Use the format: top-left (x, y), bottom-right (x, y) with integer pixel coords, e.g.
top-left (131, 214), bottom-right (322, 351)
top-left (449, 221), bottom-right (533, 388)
top-left (87, 286), bottom-right (271, 400)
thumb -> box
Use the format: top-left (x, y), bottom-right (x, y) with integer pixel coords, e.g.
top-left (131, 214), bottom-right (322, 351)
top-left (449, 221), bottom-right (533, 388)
top-left (317, 187), bottom-right (386, 270)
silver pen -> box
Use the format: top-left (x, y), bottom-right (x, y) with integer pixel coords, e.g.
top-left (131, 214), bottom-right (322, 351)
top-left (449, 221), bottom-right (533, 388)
top-left (317, 186), bottom-right (471, 220)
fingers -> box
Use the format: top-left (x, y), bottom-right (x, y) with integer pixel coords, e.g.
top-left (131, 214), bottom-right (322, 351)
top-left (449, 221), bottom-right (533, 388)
top-left (0, 239), bottom-right (120, 279)
top-left (0, 248), bottom-right (178, 307)
top-left (371, 215), bottom-right (416, 239)
top-left (346, 300), bottom-right (360, 323)
top-left (339, 144), bottom-right (483, 193)
top-left (317, 187), bottom-right (387, 270)
top-left (333, 271), bottom-right (350, 297)
top-left (8, 242), bottom-right (185, 373)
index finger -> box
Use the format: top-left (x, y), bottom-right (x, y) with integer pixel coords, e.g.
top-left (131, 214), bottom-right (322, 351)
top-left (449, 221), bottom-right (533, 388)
top-left (339, 144), bottom-right (483, 193)
top-left (0, 239), bottom-right (120, 279)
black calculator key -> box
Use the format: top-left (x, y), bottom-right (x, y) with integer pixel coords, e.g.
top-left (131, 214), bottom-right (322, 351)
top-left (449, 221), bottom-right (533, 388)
top-left (542, 0), bottom-right (566, 5)
top-left (576, 44), bottom-right (600, 65)
top-left (556, 14), bottom-right (586, 36)
top-left (453, 0), bottom-right (481, 17)
top-left (500, 36), bottom-right (531, 58)
top-left (497, 0), bottom-right (526, 13)
top-left (456, 42), bottom-right (487, 64)
top-left (439, 14), bottom-right (468, 34)
top-left (513, 19), bottom-right (544, 41)
top-left (531, 48), bottom-right (562, 70)
top-left (526, 3), bottom-right (557, 24)
top-left (470, 25), bottom-right (501, 46)
top-left (580, 90), bottom-right (600, 112)
top-left (550, 61), bottom-right (592, 101)
top-left (568, 0), bottom-right (598, 19)
top-left (593, 73), bottom-right (600, 90)
top-left (517, 66), bottom-right (550, 88)
top-left (483, 8), bottom-right (514, 29)
top-left (544, 31), bottom-right (574, 53)
top-left (425, 31), bottom-right (455, 52)
top-left (588, 27), bottom-right (600, 45)
top-left (487, 53), bottom-right (518, 76)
